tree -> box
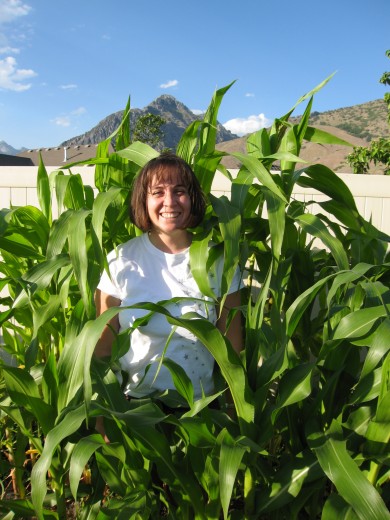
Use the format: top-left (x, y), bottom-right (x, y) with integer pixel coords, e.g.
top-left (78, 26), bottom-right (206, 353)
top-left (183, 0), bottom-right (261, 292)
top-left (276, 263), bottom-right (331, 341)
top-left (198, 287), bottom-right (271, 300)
top-left (348, 50), bottom-right (390, 174)
top-left (132, 113), bottom-right (166, 148)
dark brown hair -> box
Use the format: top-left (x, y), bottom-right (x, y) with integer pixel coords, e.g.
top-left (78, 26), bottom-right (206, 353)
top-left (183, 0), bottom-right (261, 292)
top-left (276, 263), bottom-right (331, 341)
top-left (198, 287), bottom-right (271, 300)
top-left (130, 153), bottom-right (206, 231)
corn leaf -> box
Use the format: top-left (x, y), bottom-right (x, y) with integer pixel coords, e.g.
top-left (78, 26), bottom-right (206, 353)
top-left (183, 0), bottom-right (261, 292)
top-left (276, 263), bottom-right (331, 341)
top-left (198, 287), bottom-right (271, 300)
top-left (309, 425), bottom-right (390, 520)
top-left (218, 429), bottom-right (247, 520)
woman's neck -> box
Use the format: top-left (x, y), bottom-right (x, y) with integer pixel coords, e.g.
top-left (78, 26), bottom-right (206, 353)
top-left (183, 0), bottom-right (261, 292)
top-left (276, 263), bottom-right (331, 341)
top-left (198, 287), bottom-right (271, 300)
top-left (148, 229), bottom-right (192, 254)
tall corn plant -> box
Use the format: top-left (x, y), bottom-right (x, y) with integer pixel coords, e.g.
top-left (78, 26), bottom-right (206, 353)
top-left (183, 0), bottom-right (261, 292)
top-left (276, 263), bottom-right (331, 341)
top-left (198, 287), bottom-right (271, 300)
top-left (0, 80), bottom-right (389, 519)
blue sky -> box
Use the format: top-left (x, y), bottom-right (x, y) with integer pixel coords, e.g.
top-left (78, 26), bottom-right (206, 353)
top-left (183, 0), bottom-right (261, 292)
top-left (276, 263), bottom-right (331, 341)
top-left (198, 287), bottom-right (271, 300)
top-left (0, 0), bottom-right (389, 149)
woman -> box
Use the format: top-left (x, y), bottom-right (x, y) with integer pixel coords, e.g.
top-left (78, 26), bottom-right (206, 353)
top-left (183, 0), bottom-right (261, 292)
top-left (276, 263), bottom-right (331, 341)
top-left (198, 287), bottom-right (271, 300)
top-left (94, 153), bottom-right (243, 404)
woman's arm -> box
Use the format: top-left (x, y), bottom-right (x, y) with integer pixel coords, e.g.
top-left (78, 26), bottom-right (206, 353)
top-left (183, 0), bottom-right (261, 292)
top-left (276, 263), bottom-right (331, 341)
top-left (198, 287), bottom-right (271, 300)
top-left (94, 289), bottom-right (121, 358)
top-left (216, 290), bottom-right (243, 414)
top-left (94, 289), bottom-right (121, 441)
top-left (216, 289), bottom-right (243, 355)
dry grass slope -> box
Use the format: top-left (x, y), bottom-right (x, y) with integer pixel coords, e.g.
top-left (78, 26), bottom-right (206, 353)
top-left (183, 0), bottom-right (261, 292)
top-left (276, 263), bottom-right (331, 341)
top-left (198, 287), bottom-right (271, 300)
top-left (217, 99), bottom-right (389, 173)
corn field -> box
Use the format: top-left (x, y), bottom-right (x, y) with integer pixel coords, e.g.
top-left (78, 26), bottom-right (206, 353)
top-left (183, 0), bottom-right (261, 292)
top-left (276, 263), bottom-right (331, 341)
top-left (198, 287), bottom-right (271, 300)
top-left (0, 79), bottom-right (389, 519)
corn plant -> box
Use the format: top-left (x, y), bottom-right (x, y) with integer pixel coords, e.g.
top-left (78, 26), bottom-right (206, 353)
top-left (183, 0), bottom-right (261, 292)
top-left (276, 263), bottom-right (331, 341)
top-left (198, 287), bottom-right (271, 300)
top-left (0, 80), bottom-right (389, 519)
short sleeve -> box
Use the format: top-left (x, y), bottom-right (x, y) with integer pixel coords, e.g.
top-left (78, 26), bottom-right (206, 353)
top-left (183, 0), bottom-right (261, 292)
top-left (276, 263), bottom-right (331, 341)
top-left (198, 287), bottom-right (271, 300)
top-left (97, 252), bottom-right (122, 300)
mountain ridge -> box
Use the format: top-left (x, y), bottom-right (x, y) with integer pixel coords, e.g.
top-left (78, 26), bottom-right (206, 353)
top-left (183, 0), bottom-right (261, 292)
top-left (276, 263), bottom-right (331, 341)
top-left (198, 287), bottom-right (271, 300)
top-left (61, 94), bottom-right (237, 150)
top-left (3, 96), bottom-right (389, 173)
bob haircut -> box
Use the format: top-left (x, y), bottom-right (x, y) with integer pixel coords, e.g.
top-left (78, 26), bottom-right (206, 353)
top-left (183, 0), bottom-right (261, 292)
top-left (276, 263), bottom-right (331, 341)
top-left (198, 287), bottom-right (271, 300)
top-left (130, 153), bottom-right (206, 231)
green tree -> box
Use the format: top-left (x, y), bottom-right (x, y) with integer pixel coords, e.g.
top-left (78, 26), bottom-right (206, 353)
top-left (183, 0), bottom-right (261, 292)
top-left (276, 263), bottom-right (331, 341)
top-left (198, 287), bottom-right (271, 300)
top-left (132, 113), bottom-right (166, 148)
top-left (348, 50), bottom-right (390, 174)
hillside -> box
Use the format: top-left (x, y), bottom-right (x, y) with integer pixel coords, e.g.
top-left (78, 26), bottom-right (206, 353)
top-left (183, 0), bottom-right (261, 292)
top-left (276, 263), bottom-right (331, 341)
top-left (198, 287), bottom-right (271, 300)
top-left (218, 99), bottom-right (389, 173)
top-left (298, 99), bottom-right (389, 141)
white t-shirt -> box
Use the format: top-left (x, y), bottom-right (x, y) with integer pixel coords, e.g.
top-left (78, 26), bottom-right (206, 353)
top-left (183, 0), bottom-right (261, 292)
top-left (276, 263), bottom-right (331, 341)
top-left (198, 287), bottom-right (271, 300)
top-left (97, 233), bottom-right (242, 398)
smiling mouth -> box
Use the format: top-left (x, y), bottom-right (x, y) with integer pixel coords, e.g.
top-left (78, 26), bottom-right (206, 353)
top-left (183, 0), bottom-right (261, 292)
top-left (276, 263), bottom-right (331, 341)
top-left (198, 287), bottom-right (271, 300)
top-left (160, 212), bottom-right (180, 219)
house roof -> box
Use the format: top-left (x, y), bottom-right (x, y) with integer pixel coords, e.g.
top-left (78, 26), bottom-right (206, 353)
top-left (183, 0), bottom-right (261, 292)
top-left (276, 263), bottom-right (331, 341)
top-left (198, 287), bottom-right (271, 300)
top-left (16, 144), bottom-right (114, 167)
top-left (0, 153), bottom-right (34, 166)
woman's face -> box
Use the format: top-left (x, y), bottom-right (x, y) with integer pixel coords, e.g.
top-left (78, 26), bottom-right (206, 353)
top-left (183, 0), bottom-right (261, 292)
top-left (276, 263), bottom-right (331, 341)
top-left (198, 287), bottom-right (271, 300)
top-left (146, 168), bottom-right (192, 236)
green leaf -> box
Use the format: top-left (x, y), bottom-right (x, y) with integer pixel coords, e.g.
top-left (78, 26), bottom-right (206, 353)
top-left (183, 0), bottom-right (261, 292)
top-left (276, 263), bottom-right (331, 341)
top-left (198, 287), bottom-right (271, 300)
top-left (359, 318), bottom-right (390, 378)
top-left (116, 97), bottom-right (131, 151)
top-left (162, 358), bottom-right (194, 406)
top-left (189, 228), bottom-right (215, 299)
top-left (218, 429), bottom-right (247, 520)
top-left (2, 366), bottom-right (55, 435)
top-left (230, 153), bottom-right (287, 203)
top-left (333, 306), bottom-right (389, 340)
top-left (304, 126), bottom-right (353, 147)
top-left (194, 151), bottom-right (224, 195)
top-left (132, 425), bottom-right (206, 517)
top-left (295, 213), bottom-right (349, 270)
top-left (13, 254), bottom-right (70, 308)
top-left (91, 188), bottom-right (123, 249)
top-left (296, 164), bottom-right (358, 211)
top-left (57, 307), bottom-right (120, 412)
top-left (285, 272), bottom-right (337, 340)
top-left (322, 494), bottom-right (360, 520)
top-left (37, 155), bottom-right (52, 224)
top-left (257, 450), bottom-right (323, 513)
top-left (176, 120), bottom-right (203, 163)
top-left (31, 405), bottom-right (87, 517)
top-left (309, 426), bottom-right (390, 520)
top-left (68, 209), bottom-right (93, 316)
top-left (64, 173), bottom-right (87, 210)
top-left (116, 141), bottom-right (159, 166)
top-left (197, 82), bottom-right (235, 157)
top-left (272, 363), bottom-right (314, 423)
top-left (69, 434), bottom-right (107, 499)
top-left (210, 194), bottom-right (241, 297)
top-left (265, 189), bottom-right (286, 262)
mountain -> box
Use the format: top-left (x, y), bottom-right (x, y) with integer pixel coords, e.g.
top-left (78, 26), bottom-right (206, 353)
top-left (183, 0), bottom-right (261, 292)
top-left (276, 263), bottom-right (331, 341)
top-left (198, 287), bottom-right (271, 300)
top-left (61, 94), bottom-right (238, 150)
top-left (5, 96), bottom-right (389, 173)
top-left (217, 99), bottom-right (389, 173)
top-left (0, 140), bottom-right (25, 155)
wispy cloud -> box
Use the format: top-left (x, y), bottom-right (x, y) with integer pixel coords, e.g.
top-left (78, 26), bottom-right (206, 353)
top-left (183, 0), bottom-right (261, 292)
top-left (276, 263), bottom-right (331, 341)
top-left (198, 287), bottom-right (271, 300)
top-left (191, 108), bottom-right (204, 115)
top-left (0, 45), bottom-right (19, 54)
top-left (71, 106), bottom-right (86, 116)
top-left (0, 55), bottom-right (36, 91)
top-left (245, 92), bottom-right (255, 97)
top-left (223, 113), bottom-right (271, 136)
top-left (52, 116), bottom-right (71, 127)
top-left (0, 0), bottom-right (32, 24)
top-left (60, 83), bottom-right (77, 90)
top-left (51, 106), bottom-right (86, 127)
top-left (160, 79), bottom-right (178, 89)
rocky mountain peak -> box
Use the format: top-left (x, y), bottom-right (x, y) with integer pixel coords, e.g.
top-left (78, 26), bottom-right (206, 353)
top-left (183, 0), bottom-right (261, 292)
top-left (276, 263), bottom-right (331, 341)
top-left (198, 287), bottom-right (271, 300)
top-left (61, 94), bottom-right (237, 150)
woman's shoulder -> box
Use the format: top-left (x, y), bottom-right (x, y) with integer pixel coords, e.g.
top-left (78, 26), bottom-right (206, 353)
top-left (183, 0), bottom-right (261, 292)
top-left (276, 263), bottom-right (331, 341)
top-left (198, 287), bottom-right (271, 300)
top-left (107, 234), bottom-right (146, 259)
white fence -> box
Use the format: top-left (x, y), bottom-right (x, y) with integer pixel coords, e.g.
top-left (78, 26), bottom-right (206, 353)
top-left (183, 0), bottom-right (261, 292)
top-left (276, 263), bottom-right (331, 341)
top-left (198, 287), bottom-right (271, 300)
top-left (0, 166), bottom-right (390, 236)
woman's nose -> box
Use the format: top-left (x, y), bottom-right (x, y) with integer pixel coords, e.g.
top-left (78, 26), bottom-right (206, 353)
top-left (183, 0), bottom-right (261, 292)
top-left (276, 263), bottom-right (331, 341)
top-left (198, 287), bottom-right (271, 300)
top-left (163, 189), bottom-right (175, 205)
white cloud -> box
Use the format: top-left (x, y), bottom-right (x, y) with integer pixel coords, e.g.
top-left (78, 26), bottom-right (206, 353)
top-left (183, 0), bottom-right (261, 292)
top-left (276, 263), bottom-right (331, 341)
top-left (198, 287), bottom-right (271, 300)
top-left (0, 55), bottom-right (36, 91)
top-left (191, 108), bottom-right (204, 115)
top-left (52, 116), bottom-right (71, 127)
top-left (0, 45), bottom-right (19, 54)
top-left (223, 113), bottom-right (271, 136)
top-left (60, 83), bottom-right (77, 90)
top-left (245, 92), bottom-right (255, 97)
top-left (52, 107), bottom-right (86, 127)
top-left (0, 0), bottom-right (32, 24)
top-left (71, 106), bottom-right (86, 116)
top-left (160, 79), bottom-right (178, 89)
